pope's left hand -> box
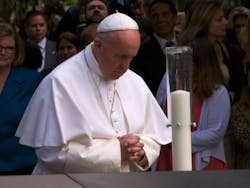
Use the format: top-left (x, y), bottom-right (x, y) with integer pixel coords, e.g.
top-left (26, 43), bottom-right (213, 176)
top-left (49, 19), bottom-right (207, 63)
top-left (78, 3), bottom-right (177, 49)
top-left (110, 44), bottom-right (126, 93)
top-left (118, 134), bottom-right (145, 162)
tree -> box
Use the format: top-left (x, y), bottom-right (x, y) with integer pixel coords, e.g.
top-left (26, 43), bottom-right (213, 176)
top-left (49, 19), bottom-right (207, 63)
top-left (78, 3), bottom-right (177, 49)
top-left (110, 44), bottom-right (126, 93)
top-left (0, 0), bottom-right (38, 23)
top-left (0, 0), bottom-right (77, 25)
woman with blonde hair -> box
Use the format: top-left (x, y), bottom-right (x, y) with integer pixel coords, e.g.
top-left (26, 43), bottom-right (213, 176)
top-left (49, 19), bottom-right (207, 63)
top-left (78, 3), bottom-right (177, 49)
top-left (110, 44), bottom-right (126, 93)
top-left (178, 0), bottom-right (241, 104)
top-left (0, 22), bottom-right (41, 175)
top-left (239, 13), bottom-right (250, 64)
top-left (226, 6), bottom-right (249, 46)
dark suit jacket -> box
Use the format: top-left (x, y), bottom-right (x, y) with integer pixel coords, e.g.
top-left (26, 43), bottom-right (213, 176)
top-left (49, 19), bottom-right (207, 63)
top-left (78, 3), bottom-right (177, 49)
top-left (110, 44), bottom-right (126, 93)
top-left (131, 36), bottom-right (166, 96)
top-left (44, 39), bottom-right (57, 69)
top-left (24, 39), bottom-right (57, 72)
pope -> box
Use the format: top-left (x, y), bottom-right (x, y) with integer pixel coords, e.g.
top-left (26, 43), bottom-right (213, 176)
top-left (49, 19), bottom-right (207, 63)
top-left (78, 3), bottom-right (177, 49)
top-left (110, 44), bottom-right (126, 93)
top-left (16, 12), bottom-right (172, 174)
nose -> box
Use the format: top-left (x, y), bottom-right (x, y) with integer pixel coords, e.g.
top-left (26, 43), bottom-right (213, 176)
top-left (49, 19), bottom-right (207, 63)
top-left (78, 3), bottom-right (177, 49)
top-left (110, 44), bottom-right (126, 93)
top-left (35, 25), bottom-right (41, 31)
top-left (93, 6), bottom-right (101, 12)
top-left (0, 47), bottom-right (7, 54)
top-left (223, 17), bottom-right (228, 25)
top-left (0, 47), bottom-right (4, 53)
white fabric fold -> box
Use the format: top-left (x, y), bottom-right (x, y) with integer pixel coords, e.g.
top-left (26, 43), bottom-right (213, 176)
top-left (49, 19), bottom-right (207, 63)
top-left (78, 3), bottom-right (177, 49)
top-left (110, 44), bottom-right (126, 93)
top-left (16, 43), bottom-right (172, 173)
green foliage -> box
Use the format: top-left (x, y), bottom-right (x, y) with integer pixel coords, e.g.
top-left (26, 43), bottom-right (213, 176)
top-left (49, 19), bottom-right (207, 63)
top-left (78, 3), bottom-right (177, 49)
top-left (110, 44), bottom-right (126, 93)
top-left (62, 0), bottom-right (78, 6)
top-left (2, 0), bottom-right (37, 19)
top-left (0, 0), bottom-right (247, 25)
top-left (1, 0), bottom-right (77, 24)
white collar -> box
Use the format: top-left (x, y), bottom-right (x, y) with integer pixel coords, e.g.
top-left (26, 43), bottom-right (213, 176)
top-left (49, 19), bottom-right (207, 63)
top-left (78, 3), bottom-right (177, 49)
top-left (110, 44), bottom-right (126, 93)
top-left (154, 33), bottom-right (176, 54)
top-left (38, 37), bottom-right (47, 49)
top-left (84, 43), bottom-right (116, 86)
top-left (154, 33), bottom-right (176, 45)
top-left (84, 43), bottom-right (102, 78)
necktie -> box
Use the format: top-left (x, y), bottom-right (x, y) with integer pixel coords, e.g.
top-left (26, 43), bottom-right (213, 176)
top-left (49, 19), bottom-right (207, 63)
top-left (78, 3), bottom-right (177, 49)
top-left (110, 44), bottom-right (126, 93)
top-left (165, 41), bottom-right (175, 47)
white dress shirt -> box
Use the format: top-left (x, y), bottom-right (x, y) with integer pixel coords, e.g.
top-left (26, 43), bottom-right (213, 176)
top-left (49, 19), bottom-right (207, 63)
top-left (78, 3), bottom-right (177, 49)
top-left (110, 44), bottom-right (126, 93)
top-left (37, 37), bottom-right (47, 72)
top-left (154, 33), bottom-right (177, 55)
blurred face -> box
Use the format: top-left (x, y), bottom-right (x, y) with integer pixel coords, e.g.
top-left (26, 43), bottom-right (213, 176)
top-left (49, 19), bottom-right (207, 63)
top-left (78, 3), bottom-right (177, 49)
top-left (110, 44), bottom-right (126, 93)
top-left (57, 39), bottom-right (78, 63)
top-left (208, 9), bottom-right (227, 39)
top-left (93, 30), bottom-right (140, 80)
top-left (0, 36), bottom-right (16, 68)
top-left (131, 0), bottom-right (145, 20)
top-left (85, 0), bottom-right (108, 23)
top-left (149, 3), bottom-right (176, 38)
top-left (234, 16), bottom-right (248, 40)
top-left (25, 15), bottom-right (48, 43)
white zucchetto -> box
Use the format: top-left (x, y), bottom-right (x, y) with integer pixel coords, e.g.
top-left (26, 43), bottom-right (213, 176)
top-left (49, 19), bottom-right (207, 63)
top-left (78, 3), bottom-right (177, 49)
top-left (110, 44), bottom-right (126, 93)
top-left (97, 12), bottom-right (139, 33)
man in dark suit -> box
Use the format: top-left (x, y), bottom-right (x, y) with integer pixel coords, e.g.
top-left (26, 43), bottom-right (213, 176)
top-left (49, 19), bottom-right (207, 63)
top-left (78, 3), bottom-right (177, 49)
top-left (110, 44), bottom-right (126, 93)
top-left (25, 10), bottom-right (57, 72)
top-left (130, 0), bottom-right (177, 96)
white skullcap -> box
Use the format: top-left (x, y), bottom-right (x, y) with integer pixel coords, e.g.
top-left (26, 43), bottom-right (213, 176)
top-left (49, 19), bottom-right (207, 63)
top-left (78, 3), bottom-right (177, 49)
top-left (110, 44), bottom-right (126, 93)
top-left (97, 12), bottom-right (139, 33)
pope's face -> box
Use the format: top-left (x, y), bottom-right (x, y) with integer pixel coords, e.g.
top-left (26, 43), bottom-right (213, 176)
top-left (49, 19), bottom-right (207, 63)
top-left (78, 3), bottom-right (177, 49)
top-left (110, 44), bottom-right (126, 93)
top-left (94, 30), bottom-right (140, 80)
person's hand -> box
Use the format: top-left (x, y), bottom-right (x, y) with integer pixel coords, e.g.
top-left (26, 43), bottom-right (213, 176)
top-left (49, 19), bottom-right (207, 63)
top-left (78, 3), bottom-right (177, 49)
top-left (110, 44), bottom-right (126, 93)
top-left (118, 134), bottom-right (145, 162)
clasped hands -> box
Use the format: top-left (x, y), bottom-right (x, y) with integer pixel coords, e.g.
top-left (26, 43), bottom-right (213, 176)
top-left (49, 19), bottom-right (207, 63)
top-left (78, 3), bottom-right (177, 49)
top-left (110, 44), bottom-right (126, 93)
top-left (118, 134), bottom-right (145, 162)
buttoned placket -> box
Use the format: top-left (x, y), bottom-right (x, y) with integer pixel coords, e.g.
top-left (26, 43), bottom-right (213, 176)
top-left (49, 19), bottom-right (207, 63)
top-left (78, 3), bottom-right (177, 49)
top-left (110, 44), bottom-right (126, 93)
top-left (108, 82), bottom-right (120, 134)
top-left (108, 82), bottom-right (127, 136)
top-left (84, 49), bottom-right (127, 136)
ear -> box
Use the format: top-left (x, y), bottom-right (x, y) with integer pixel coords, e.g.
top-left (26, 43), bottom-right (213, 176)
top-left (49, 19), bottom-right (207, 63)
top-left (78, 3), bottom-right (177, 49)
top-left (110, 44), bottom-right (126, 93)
top-left (93, 37), bottom-right (102, 49)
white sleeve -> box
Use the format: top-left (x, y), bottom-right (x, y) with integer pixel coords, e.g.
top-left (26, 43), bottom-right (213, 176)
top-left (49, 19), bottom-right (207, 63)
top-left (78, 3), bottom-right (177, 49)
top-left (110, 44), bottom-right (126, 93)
top-left (34, 137), bottom-right (160, 174)
top-left (65, 137), bottom-right (160, 172)
top-left (133, 135), bottom-right (161, 171)
top-left (64, 138), bottom-right (122, 173)
top-left (33, 139), bottom-right (121, 174)
top-left (34, 146), bottom-right (68, 174)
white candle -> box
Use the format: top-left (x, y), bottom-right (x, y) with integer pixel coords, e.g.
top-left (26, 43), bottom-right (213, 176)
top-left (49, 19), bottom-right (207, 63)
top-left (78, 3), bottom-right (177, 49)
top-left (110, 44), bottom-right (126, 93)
top-left (171, 90), bottom-right (192, 171)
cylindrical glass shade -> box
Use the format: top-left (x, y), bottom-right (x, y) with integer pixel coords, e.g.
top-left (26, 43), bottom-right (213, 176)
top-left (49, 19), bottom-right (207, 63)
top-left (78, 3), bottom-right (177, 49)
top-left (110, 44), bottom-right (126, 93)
top-left (166, 46), bottom-right (193, 93)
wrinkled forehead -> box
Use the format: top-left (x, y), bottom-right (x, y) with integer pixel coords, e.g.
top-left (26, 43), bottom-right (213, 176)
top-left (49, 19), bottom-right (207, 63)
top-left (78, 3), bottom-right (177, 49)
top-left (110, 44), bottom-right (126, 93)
top-left (86, 0), bottom-right (107, 8)
top-left (97, 29), bottom-right (140, 40)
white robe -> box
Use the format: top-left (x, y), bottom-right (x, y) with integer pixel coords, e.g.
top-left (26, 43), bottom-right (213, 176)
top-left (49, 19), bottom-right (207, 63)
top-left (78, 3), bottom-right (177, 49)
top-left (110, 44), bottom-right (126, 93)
top-left (16, 43), bottom-right (172, 174)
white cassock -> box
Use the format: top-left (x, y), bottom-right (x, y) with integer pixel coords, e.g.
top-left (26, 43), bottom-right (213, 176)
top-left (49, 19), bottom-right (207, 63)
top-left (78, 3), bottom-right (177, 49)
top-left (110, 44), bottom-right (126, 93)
top-left (16, 43), bottom-right (172, 174)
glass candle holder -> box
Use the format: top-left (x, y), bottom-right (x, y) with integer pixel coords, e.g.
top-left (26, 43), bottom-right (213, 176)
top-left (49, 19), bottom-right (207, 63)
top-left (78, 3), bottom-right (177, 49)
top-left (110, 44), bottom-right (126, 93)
top-left (165, 46), bottom-right (193, 171)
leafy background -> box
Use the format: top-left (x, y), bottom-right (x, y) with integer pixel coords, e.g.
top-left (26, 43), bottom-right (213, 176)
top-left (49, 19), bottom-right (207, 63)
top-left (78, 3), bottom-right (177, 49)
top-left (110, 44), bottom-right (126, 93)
top-left (0, 0), bottom-right (76, 24)
top-left (0, 0), bottom-right (248, 25)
